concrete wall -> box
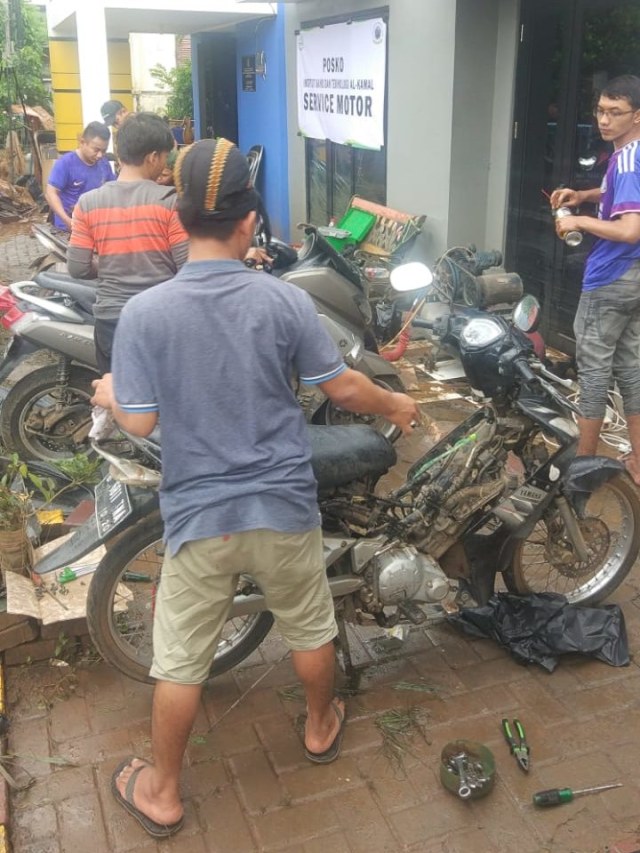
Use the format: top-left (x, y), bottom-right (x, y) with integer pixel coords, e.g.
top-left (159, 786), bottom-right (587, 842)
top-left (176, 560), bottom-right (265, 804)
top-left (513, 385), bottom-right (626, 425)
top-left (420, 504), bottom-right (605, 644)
top-left (448, 0), bottom-right (519, 253)
top-left (485, 0), bottom-right (519, 252)
top-left (385, 0), bottom-right (457, 258)
top-left (448, 0), bottom-right (499, 249)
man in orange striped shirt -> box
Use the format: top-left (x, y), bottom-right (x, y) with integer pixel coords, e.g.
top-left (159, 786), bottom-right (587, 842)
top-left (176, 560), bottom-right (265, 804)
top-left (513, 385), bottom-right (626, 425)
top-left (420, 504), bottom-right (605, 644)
top-left (68, 112), bottom-right (188, 374)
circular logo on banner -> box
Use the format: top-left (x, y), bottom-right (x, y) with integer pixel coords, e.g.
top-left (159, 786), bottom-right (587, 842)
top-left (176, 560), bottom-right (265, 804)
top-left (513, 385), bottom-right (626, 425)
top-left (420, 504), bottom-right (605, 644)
top-left (373, 22), bottom-right (384, 44)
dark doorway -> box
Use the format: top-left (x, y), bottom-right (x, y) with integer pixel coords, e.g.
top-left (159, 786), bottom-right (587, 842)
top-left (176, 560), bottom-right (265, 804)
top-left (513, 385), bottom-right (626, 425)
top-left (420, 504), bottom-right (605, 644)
top-left (506, 0), bottom-right (640, 352)
top-left (198, 33), bottom-right (238, 143)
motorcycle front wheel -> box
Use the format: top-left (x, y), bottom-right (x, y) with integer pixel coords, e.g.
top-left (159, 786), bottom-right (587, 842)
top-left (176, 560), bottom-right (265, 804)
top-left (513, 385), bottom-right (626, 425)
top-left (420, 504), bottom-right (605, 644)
top-left (504, 474), bottom-right (640, 605)
top-left (87, 512), bottom-right (274, 684)
top-left (0, 364), bottom-right (98, 461)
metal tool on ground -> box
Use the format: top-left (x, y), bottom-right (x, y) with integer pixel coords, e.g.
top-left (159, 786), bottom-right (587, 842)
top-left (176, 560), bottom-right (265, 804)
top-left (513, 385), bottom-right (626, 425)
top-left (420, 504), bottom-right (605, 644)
top-left (440, 740), bottom-right (495, 800)
top-left (533, 782), bottom-right (622, 808)
top-left (58, 564), bottom-right (97, 584)
top-left (502, 717), bottom-right (530, 772)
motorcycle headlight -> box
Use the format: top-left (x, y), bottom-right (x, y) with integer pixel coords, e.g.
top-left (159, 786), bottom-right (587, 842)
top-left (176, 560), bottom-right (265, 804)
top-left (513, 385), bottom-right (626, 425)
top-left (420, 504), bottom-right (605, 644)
top-left (460, 317), bottom-right (504, 348)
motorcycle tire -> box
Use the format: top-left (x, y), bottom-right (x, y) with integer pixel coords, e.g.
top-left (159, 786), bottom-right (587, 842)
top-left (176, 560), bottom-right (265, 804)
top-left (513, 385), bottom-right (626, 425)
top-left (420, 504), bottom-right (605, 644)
top-left (503, 474), bottom-right (640, 605)
top-left (87, 512), bottom-right (275, 684)
top-left (314, 375), bottom-right (405, 442)
top-left (0, 364), bottom-right (99, 461)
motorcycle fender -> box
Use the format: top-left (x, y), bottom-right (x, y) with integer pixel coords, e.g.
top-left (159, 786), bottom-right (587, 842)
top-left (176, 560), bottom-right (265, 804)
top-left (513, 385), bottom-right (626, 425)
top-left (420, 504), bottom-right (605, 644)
top-left (0, 337), bottom-right (41, 385)
top-left (230, 574), bottom-right (364, 617)
top-left (515, 393), bottom-right (579, 443)
top-left (33, 488), bottom-right (160, 575)
top-left (357, 350), bottom-right (402, 382)
top-left (563, 455), bottom-right (625, 517)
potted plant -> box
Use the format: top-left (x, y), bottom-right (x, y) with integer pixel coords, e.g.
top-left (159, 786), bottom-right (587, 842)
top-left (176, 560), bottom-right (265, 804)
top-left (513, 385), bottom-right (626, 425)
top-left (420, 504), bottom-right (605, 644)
top-left (0, 455), bottom-right (37, 575)
top-left (0, 452), bottom-right (103, 579)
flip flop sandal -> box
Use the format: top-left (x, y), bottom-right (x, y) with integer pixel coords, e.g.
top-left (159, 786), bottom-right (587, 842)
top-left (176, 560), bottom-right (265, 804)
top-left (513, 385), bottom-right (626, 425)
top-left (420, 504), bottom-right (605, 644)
top-left (304, 701), bottom-right (347, 765)
top-left (111, 757), bottom-right (184, 839)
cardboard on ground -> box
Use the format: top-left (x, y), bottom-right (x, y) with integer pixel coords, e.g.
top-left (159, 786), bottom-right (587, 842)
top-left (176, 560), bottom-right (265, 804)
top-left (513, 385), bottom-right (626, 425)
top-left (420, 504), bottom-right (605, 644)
top-left (6, 534), bottom-right (106, 624)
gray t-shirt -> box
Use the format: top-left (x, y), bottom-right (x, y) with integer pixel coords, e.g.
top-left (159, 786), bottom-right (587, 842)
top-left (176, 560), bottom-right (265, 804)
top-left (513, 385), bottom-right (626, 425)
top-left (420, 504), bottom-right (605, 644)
top-left (112, 259), bottom-right (346, 555)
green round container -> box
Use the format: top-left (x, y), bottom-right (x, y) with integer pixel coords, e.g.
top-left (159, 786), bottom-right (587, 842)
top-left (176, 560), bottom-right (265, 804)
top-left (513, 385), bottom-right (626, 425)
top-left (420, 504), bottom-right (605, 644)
top-left (439, 739), bottom-right (496, 800)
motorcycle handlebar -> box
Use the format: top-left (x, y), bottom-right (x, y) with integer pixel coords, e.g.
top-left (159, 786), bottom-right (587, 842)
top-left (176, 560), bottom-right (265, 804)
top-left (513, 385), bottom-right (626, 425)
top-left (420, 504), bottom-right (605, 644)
top-left (515, 357), bottom-right (583, 416)
top-left (514, 358), bottom-right (538, 385)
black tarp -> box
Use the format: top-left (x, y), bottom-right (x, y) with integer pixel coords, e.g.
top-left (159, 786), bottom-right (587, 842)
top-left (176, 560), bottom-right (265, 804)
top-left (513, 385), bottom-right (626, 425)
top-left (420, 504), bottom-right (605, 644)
top-left (447, 592), bottom-right (629, 672)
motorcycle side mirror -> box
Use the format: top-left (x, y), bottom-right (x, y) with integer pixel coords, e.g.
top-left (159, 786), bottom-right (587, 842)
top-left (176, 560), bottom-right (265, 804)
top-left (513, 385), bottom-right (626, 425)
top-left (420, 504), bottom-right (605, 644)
top-left (512, 294), bottom-right (541, 333)
top-left (389, 262), bottom-right (434, 293)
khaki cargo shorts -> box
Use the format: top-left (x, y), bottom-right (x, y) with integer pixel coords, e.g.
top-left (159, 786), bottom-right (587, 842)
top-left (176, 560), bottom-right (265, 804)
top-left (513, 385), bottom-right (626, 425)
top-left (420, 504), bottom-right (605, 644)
top-left (150, 527), bottom-right (337, 684)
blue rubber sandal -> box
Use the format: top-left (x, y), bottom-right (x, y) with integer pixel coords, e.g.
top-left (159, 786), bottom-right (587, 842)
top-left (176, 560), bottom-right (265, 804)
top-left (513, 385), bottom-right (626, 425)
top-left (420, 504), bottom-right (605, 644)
top-left (111, 757), bottom-right (184, 839)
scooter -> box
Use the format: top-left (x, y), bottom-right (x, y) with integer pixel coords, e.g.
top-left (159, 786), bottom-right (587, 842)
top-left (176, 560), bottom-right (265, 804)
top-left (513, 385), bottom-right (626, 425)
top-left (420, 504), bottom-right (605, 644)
top-left (0, 273), bottom-right (98, 460)
top-left (0, 230), bottom-right (404, 460)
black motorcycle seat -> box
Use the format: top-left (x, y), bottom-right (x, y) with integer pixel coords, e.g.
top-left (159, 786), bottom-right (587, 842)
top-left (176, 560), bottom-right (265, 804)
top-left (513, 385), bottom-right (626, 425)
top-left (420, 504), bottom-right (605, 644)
top-left (125, 425), bottom-right (396, 492)
top-left (33, 272), bottom-right (97, 312)
top-left (309, 425), bottom-right (396, 490)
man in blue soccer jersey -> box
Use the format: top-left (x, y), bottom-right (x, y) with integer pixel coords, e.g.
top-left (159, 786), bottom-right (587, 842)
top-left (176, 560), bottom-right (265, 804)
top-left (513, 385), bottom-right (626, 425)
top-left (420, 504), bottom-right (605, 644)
top-left (551, 75), bottom-right (640, 482)
top-left (45, 122), bottom-right (115, 231)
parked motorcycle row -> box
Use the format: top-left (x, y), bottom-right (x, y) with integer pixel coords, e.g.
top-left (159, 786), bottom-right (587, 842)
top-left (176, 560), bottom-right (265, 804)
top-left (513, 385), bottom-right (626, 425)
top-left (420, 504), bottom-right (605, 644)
top-left (2, 222), bottom-right (640, 684)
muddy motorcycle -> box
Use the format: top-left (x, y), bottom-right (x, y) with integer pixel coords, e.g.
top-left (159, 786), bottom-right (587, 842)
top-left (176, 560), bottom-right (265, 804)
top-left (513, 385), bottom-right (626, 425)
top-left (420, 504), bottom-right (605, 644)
top-left (0, 233), bottom-right (402, 460)
top-left (33, 275), bottom-right (640, 683)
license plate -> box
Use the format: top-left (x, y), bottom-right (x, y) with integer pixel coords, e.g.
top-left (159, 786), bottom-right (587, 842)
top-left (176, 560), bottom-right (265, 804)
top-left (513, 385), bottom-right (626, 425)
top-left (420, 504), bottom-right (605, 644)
top-left (95, 475), bottom-right (133, 537)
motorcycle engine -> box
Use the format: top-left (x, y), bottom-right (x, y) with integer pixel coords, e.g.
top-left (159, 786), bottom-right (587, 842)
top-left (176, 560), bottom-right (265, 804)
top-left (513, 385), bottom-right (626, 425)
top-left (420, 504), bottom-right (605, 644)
top-left (373, 546), bottom-right (450, 605)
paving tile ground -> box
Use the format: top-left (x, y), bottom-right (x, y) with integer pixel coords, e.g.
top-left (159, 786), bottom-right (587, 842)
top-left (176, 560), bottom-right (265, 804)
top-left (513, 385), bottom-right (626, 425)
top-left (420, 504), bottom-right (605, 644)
top-left (5, 403), bottom-right (640, 853)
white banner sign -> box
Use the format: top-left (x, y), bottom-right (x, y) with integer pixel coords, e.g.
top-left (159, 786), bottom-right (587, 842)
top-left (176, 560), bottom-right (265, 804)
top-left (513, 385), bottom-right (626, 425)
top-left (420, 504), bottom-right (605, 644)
top-left (296, 18), bottom-right (387, 150)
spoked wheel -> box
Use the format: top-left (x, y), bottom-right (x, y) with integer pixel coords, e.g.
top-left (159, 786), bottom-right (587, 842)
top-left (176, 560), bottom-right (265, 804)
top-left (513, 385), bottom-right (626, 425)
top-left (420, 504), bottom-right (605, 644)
top-left (0, 365), bottom-right (98, 460)
top-left (504, 474), bottom-right (640, 605)
top-left (87, 512), bottom-right (274, 684)
top-left (316, 376), bottom-right (404, 442)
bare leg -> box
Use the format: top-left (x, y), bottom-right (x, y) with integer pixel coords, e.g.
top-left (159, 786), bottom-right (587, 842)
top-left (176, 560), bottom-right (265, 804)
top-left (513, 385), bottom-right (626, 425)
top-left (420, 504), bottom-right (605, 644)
top-left (623, 413), bottom-right (640, 485)
top-left (115, 681), bottom-right (201, 825)
top-left (292, 641), bottom-right (344, 754)
top-left (576, 416), bottom-right (603, 456)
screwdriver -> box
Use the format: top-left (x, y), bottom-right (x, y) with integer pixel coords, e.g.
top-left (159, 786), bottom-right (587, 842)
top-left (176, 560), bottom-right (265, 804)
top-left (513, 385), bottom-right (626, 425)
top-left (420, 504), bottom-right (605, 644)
top-left (533, 782), bottom-right (622, 808)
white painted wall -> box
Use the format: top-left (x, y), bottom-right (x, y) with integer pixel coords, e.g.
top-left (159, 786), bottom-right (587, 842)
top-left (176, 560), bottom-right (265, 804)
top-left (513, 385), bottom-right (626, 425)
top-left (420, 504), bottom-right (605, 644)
top-left (129, 33), bottom-right (177, 113)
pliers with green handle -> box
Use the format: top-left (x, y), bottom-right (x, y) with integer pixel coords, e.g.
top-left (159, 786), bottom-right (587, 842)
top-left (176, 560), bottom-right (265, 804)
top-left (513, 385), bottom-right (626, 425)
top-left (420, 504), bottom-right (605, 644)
top-left (502, 718), bottom-right (530, 772)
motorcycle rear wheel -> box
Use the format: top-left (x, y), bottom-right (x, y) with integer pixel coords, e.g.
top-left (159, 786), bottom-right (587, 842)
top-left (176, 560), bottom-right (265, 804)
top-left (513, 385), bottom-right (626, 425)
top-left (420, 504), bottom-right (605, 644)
top-left (504, 474), bottom-right (640, 605)
top-left (316, 375), bottom-right (405, 441)
top-left (87, 512), bottom-right (274, 684)
top-left (0, 364), bottom-right (98, 461)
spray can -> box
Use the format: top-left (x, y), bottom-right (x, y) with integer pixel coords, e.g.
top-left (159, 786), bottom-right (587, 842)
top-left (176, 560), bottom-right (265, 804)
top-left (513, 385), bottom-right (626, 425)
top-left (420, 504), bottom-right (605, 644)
top-left (553, 207), bottom-right (583, 247)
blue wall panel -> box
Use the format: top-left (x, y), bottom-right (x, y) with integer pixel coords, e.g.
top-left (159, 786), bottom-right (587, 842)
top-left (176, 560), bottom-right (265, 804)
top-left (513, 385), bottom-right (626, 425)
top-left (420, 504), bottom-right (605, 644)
top-left (235, 13), bottom-right (290, 241)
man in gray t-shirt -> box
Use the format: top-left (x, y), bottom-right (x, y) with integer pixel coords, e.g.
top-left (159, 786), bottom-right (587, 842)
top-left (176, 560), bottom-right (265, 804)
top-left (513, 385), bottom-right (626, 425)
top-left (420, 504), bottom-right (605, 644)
top-left (92, 139), bottom-right (420, 839)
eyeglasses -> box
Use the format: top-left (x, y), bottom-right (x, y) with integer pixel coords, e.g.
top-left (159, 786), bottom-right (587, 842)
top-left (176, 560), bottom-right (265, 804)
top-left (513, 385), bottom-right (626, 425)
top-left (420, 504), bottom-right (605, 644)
top-left (593, 107), bottom-right (636, 120)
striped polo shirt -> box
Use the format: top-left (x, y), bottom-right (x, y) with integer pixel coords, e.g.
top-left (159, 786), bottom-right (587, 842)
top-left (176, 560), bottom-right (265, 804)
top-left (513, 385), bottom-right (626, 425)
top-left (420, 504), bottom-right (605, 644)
top-left (583, 138), bottom-right (640, 291)
top-left (67, 180), bottom-right (189, 319)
